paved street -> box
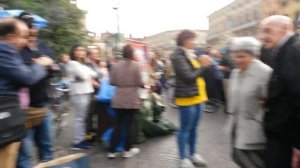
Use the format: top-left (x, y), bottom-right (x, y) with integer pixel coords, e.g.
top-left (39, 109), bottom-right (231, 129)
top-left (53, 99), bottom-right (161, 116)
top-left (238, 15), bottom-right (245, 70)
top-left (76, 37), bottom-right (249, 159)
top-left (52, 105), bottom-right (238, 168)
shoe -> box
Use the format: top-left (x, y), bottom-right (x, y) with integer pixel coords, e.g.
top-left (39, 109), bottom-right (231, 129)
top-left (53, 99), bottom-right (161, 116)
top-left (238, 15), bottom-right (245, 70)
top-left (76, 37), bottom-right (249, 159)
top-left (180, 159), bottom-right (195, 168)
top-left (204, 105), bottom-right (214, 113)
top-left (123, 148), bottom-right (140, 158)
top-left (168, 102), bottom-right (178, 109)
top-left (107, 152), bottom-right (118, 159)
top-left (190, 154), bottom-right (207, 167)
top-left (71, 141), bottom-right (89, 151)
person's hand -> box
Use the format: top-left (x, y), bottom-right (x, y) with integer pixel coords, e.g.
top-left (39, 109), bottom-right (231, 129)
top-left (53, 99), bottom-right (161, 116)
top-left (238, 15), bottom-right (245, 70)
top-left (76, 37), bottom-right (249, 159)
top-left (199, 55), bottom-right (212, 67)
top-left (33, 57), bottom-right (54, 67)
top-left (292, 148), bottom-right (300, 168)
top-left (91, 79), bottom-right (100, 88)
top-left (50, 63), bottom-right (60, 71)
top-left (217, 66), bottom-right (230, 72)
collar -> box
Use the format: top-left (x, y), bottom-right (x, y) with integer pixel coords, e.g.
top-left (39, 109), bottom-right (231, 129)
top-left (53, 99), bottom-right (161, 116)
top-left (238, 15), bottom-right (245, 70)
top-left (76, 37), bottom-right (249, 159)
top-left (277, 32), bottom-right (294, 48)
top-left (0, 40), bottom-right (18, 54)
top-left (181, 47), bottom-right (194, 53)
top-left (238, 59), bottom-right (258, 76)
top-left (181, 47), bottom-right (196, 59)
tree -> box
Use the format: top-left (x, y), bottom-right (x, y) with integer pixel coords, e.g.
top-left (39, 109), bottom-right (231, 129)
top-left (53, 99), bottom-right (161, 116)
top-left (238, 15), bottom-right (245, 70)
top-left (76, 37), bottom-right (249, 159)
top-left (0, 0), bottom-right (23, 8)
top-left (0, 0), bottom-right (91, 57)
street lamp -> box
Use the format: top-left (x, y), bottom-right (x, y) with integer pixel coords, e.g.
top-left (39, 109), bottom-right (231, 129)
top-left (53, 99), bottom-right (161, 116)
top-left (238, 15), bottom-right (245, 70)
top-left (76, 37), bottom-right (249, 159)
top-left (113, 2), bottom-right (122, 58)
top-left (113, 6), bottom-right (120, 36)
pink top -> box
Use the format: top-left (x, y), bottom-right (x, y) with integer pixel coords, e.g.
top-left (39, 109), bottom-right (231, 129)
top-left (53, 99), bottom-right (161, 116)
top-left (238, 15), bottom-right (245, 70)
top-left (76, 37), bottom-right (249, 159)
top-left (19, 88), bottom-right (30, 109)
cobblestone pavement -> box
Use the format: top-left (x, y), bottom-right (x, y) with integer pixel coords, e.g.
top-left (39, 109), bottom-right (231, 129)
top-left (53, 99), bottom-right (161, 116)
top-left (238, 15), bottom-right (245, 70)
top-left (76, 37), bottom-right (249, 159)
top-left (52, 106), bottom-right (238, 168)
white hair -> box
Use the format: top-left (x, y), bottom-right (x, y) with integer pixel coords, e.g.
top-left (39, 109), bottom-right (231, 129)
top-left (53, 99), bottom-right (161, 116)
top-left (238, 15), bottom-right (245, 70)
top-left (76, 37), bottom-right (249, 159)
top-left (231, 37), bottom-right (262, 56)
top-left (261, 15), bottom-right (294, 31)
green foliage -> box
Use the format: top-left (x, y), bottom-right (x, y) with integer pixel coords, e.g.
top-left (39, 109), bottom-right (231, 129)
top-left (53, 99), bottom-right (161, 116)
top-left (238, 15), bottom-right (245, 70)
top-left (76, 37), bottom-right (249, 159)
top-left (1, 0), bottom-right (91, 57)
top-left (0, 0), bottom-right (23, 8)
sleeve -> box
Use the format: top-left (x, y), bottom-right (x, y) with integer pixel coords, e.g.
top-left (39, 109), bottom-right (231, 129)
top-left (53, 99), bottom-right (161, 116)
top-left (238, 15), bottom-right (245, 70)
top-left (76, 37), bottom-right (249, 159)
top-left (171, 54), bottom-right (206, 84)
top-left (39, 40), bottom-right (55, 58)
top-left (85, 65), bottom-right (97, 78)
top-left (223, 69), bottom-right (236, 134)
top-left (135, 63), bottom-right (143, 87)
top-left (226, 69), bottom-right (236, 114)
top-left (109, 64), bottom-right (117, 86)
top-left (0, 51), bottom-right (47, 86)
top-left (259, 66), bottom-right (273, 98)
top-left (70, 62), bottom-right (90, 81)
top-left (284, 47), bottom-right (300, 149)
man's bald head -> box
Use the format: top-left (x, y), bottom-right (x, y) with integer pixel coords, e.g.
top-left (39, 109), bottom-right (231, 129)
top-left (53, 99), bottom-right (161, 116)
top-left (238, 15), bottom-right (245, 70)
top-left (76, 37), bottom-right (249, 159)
top-left (0, 18), bottom-right (29, 49)
top-left (259, 15), bottom-right (295, 49)
top-left (261, 15), bottom-right (294, 32)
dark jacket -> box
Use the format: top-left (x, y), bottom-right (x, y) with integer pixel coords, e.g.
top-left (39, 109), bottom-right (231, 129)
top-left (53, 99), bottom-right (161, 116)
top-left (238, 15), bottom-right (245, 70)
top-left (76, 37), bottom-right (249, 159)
top-left (20, 39), bottom-right (55, 107)
top-left (171, 47), bottom-right (206, 98)
top-left (262, 34), bottom-right (300, 149)
top-left (220, 47), bottom-right (235, 79)
top-left (0, 41), bottom-right (47, 147)
top-left (260, 47), bottom-right (273, 66)
top-left (0, 41), bottom-right (47, 96)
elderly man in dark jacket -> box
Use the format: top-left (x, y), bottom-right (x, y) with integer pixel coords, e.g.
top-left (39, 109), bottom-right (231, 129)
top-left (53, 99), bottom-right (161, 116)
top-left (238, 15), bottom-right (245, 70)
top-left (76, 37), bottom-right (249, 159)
top-left (260, 15), bottom-right (300, 168)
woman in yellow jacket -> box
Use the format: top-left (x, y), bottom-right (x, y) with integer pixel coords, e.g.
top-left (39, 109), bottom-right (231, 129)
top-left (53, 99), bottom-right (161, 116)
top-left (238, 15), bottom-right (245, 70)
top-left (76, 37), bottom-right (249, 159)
top-left (171, 30), bottom-right (212, 168)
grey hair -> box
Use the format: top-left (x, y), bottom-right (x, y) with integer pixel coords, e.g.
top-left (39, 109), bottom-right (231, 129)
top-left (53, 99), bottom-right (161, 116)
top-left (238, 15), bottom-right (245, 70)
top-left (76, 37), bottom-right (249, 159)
top-left (231, 37), bottom-right (262, 56)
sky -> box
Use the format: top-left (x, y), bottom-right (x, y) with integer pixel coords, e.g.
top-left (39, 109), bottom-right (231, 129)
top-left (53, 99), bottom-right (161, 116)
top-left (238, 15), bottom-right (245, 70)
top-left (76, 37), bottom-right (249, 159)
top-left (77, 0), bottom-right (234, 38)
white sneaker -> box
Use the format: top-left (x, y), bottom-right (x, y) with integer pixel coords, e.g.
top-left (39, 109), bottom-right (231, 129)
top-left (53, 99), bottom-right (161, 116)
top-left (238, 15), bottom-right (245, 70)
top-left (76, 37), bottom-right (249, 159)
top-left (190, 154), bottom-right (207, 167)
top-left (107, 152), bottom-right (118, 159)
top-left (123, 148), bottom-right (140, 158)
top-left (180, 159), bottom-right (195, 168)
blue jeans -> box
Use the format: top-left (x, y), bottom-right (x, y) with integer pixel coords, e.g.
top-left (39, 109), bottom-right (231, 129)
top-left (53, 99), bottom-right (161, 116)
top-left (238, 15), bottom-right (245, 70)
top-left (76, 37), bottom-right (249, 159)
top-left (178, 103), bottom-right (204, 160)
top-left (17, 108), bottom-right (54, 168)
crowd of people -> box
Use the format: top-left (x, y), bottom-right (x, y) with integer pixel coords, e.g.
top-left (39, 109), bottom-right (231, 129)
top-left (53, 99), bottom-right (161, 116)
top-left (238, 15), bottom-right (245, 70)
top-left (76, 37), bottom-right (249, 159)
top-left (0, 10), bottom-right (300, 168)
top-left (170, 15), bottom-right (300, 168)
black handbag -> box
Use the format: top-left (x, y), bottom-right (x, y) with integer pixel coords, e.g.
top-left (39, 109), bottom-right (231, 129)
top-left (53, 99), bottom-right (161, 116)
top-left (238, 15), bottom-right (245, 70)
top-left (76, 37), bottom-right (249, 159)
top-left (0, 96), bottom-right (27, 148)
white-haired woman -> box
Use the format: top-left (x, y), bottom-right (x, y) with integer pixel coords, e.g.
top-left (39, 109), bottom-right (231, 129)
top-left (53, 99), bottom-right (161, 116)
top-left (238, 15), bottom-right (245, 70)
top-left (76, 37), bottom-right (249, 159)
top-left (227, 37), bottom-right (272, 168)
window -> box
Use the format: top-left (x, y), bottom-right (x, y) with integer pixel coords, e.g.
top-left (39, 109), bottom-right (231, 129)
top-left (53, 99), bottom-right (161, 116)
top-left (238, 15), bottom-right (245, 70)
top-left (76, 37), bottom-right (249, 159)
top-left (296, 10), bottom-right (300, 18)
top-left (278, 0), bottom-right (288, 6)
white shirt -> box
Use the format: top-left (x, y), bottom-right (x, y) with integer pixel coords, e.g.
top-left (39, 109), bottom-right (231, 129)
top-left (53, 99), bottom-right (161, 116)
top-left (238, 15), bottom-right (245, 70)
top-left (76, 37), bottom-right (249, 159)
top-left (66, 60), bottom-right (97, 95)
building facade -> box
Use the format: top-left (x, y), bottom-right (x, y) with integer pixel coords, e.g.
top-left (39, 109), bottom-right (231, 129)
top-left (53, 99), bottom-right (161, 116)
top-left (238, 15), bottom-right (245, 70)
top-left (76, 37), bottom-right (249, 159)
top-left (143, 30), bottom-right (207, 56)
top-left (208, 0), bottom-right (300, 49)
top-left (207, 0), bottom-right (263, 49)
top-left (263, 0), bottom-right (300, 21)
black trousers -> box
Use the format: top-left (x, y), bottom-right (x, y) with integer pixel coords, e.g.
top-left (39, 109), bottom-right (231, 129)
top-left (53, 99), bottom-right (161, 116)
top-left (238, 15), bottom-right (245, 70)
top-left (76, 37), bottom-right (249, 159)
top-left (265, 139), bottom-right (293, 168)
top-left (110, 109), bottom-right (137, 152)
top-left (86, 97), bottom-right (98, 133)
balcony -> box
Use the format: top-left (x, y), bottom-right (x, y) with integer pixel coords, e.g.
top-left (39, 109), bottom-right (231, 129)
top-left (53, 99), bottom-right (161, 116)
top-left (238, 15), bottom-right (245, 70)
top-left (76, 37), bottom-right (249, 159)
top-left (207, 20), bottom-right (259, 41)
top-left (230, 20), bottom-right (260, 33)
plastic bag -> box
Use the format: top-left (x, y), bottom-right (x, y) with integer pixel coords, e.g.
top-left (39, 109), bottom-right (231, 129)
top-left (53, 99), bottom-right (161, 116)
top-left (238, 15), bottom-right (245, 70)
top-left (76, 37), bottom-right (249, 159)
top-left (97, 78), bottom-right (116, 103)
